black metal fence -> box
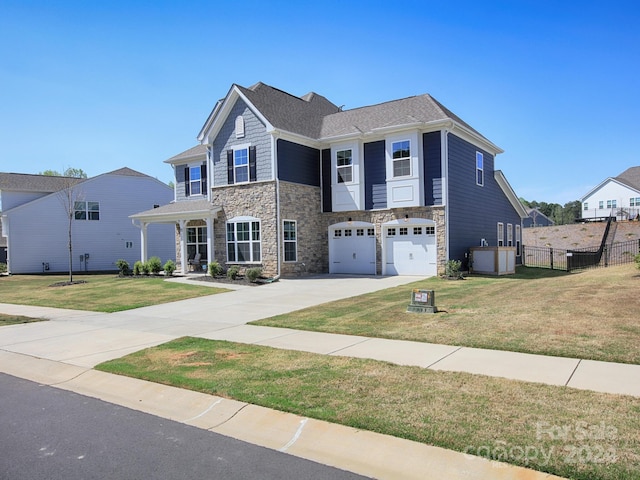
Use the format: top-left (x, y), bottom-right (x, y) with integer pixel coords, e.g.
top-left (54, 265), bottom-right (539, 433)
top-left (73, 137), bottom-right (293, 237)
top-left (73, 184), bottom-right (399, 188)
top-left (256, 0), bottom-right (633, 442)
top-left (522, 239), bottom-right (640, 272)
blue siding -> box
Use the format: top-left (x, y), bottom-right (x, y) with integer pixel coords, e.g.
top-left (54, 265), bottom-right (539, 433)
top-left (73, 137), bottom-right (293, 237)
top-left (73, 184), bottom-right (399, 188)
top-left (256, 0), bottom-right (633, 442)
top-left (364, 140), bottom-right (386, 210)
top-left (321, 149), bottom-right (332, 212)
top-left (447, 133), bottom-right (522, 265)
top-left (423, 131), bottom-right (442, 206)
top-left (277, 139), bottom-right (320, 186)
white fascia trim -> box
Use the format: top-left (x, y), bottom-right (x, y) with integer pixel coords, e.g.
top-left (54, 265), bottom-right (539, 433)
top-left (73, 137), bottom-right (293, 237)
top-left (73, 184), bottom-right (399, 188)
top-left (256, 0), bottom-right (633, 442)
top-left (579, 177), bottom-right (640, 202)
top-left (163, 152), bottom-right (207, 165)
top-left (271, 129), bottom-right (322, 149)
top-left (198, 86), bottom-right (274, 144)
top-left (494, 170), bottom-right (528, 219)
top-left (449, 122), bottom-right (504, 156)
top-left (129, 206), bottom-right (222, 224)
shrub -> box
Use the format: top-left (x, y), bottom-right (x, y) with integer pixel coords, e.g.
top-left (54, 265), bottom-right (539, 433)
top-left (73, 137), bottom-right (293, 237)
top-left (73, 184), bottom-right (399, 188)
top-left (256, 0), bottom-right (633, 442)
top-left (163, 259), bottom-right (176, 276)
top-left (0, 262), bottom-right (7, 274)
top-left (208, 261), bottom-right (223, 277)
top-left (227, 265), bottom-right (240, 280)
top-left (635, 253), bottom-right (640, 270)
top-left (445, 259), bottom-right (463, 279)
top-left (133, 260), bottom-right (145, 276)
top-left (246, 267), bottom-right (262, 283)
top-left (115, 259), bottom-right (130, 276)
top-left (146, 256), bottom-right (163, 275)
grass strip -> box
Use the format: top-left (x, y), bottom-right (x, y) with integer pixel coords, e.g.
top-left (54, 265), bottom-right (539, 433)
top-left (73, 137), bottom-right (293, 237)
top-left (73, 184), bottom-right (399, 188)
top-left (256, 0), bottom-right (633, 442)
top-left (252, 265), bottom-right (640, 365)
top-left (0, 275), bottom-right (227, 312)
top-left (97, 337), bottom-right (640, 480)
top-left (0, 313), bottom-right (45, 326)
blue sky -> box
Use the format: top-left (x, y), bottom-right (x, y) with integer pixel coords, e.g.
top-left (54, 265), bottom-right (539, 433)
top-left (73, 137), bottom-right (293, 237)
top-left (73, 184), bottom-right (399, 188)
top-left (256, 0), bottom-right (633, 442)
top-left (1, 0), bottom-right (639, 205)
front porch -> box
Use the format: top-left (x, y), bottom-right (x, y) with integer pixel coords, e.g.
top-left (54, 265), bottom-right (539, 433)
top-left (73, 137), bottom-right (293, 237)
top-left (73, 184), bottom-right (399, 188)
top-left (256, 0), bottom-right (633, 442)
top-left (129, 199), bottom-right (221, 275)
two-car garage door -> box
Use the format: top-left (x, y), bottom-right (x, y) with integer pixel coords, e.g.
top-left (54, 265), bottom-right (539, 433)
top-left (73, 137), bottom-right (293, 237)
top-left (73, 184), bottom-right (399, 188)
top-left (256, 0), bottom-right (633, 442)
top-left (328, 219), bottom-right (437, 276)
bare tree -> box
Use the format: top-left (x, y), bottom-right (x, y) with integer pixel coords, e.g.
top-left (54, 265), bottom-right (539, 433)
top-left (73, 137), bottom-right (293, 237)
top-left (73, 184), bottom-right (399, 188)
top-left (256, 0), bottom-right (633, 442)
top-left (56, 175), bottom-right (85, 283)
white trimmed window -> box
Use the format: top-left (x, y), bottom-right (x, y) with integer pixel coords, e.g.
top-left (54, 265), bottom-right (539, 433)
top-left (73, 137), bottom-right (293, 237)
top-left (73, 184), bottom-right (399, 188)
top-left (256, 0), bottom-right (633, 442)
top-left (74, 201), bottom-right (100, 221)
top-left (189, 166), bottom-right (202, 195)
top-left (607, 199), bottom-right (617, 209)
top-left (226, 219), bottom-right (261, 263)
top-left (516, 224), bottom-right (521, 256)
top-left (497, 222), bottom-right (504, 246)
top-left (392, 140), bottom-right (411, 177)
top-left (234, 148), bottom-right (249, 183)
top-left (599, 201), bottom-right (604, 209)
top-left (283, 220), bottom-right (297, 262)
top-left (336, 149), bottom-right (353, 183)
top-left (583, 202), bottom-right (588, 211)
top-left (507, 223), bottom-right (513, 246)
top-left (476, 152), bottom-right (484, 186)
top-left (187, 227), bottom-right (207, 261)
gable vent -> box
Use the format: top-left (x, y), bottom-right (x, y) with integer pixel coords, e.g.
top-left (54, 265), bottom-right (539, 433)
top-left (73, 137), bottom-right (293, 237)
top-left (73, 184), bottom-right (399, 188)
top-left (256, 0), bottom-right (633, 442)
top-left (235, 115), bottom-right (245, 139)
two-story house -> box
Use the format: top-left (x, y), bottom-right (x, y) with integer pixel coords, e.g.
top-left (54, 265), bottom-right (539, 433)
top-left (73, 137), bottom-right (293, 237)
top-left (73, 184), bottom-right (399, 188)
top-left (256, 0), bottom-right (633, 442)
top-left (1, 168), bottom-right (175, 274)
top-left (131, 82), bottom-right (526, 277)
top-left (581, 166), bottom-right (640, 221)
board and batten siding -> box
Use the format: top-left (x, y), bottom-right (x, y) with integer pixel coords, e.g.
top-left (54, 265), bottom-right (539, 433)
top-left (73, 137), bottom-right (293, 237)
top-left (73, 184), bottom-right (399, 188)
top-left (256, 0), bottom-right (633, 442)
top-left (423, 131), bottom-right (442, 206)
top-left (211, 98), bottom-right (272, 187)
top-left (277, 139), bottom-right (321, 186)
top-left (446, 133), bottom-right (522, 265)
top-left (364, 140), bottom-right (386, 210)
top-left (4, 174), bottom-right (174, 274)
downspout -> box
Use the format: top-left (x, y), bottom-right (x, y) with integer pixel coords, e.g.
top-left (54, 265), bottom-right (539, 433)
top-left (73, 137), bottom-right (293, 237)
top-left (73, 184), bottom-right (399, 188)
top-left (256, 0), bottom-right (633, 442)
top-left (272, 134), bottom-right (281, 278)
top-left (441, 129), bottom-right (450, 268)
top-left (2, 214), bottom-right (10, 274)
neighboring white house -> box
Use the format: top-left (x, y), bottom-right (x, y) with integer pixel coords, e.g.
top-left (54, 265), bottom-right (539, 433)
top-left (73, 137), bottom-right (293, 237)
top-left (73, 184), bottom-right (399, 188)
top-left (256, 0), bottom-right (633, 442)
top-left (581, 166), bottom-right (640, 221)
top-left (0, 168), bottom-right (175, 274)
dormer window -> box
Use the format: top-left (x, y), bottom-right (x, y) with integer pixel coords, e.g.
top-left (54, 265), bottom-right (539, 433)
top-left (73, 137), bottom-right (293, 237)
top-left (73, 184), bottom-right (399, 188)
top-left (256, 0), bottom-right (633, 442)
top-left (235, 115), bottom-right (245, 139)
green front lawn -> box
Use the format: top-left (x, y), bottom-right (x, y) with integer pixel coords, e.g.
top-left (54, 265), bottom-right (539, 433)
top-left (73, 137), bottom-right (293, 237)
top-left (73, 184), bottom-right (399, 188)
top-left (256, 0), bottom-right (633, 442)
top-left (97, 337), bottom-right (640, 480)
top-left (0, 275), bottom-right (227, 312)
top-left (252, 265), bottom-right (640, 364)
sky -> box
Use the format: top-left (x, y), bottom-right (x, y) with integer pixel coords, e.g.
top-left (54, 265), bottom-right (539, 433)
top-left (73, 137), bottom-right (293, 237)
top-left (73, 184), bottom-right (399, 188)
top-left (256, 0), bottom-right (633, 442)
top-left (1, 0), bottom-right (639, 205)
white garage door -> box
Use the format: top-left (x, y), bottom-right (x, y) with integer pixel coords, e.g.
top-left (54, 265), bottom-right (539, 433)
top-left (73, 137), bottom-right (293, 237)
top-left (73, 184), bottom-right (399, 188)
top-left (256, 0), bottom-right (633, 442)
top-left (384, 220), bottom-right (437, 276)
top-left (329, 222), bottom-right (376, 274)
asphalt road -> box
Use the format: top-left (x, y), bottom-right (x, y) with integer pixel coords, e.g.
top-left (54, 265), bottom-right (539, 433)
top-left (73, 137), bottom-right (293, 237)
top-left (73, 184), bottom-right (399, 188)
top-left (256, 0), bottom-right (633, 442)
top-left (0, 373), bottom-right (368, 480)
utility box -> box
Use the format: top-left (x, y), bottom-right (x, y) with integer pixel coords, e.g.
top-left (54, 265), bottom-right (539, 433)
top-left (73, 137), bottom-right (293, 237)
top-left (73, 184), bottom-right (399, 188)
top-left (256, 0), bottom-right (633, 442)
top-left (407, 289), bottom-right (437, 313)
top-left (470, 246), bottom-right (516, 275)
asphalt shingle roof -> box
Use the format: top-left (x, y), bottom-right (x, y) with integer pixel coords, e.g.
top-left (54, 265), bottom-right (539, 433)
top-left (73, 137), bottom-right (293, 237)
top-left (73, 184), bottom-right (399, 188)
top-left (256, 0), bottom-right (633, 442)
top-left (616, 166), bottom-right (640, 191)
top-left (0, 173), bottom-right (85, 193)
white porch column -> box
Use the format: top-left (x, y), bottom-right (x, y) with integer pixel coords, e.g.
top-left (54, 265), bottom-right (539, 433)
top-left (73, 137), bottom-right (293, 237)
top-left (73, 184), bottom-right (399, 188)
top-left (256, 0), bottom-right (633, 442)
top-left (206, 216), bottom-right (214, 267)
top-left (139, 222), bottom-right (148, 262)
top-left (179, 220), bottom-right (188, 275)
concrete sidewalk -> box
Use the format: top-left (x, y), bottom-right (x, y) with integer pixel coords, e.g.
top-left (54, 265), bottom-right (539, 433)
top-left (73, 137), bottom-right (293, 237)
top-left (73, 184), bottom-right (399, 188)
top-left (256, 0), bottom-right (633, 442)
top-left (1, 273), bottom-right (635, 479)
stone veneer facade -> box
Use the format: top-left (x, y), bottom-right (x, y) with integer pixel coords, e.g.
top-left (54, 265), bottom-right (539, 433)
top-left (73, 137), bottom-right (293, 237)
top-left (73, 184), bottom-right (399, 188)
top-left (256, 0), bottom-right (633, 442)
top-left (202, 179), bottom-right (447, 277)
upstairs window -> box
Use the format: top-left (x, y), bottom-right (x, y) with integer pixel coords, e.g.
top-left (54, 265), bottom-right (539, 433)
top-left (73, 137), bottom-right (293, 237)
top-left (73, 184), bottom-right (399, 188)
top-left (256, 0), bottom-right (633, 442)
top-left (336, 149), bottom-right (353, 183)
top-left (392, 140), bottom-right (411, 177)
top-left (227, 146), bottom-right (256, 184)
top-left (476, 152), bottom-right (484, 186)
top-left (74, 201), bottom-right (100, 221)
top-left (185, 164), bottom-right (207, 196)
top-left (189, 166), bottom-right (202, 195)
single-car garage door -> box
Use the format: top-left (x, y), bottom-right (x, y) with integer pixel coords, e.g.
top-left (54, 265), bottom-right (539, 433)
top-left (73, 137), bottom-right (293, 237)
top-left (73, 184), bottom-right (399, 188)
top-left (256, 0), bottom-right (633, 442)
top-left (329, 221), bottom-right (376, 274)
top-left (383, 219), bottom-right (437, 276)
